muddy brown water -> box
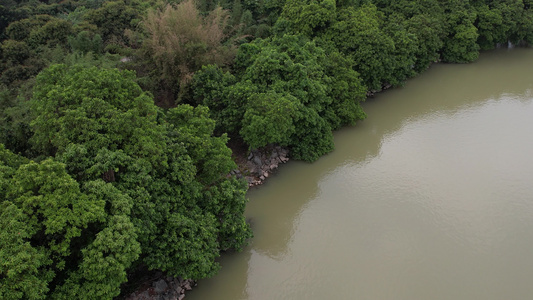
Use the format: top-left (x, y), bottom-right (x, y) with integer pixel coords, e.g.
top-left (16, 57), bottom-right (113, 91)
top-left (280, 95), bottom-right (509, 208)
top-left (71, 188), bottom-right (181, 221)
top-left (187, 48), bottom-right (533, 300)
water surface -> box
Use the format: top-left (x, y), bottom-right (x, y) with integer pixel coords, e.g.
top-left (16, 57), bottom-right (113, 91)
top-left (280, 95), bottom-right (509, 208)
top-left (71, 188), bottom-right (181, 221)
top-left (188, 48), bottom-right (533, 300)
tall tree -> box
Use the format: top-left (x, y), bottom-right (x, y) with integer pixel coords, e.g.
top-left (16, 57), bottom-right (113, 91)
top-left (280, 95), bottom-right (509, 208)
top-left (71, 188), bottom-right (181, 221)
top-left (141, 0), bottom-right (235, 104)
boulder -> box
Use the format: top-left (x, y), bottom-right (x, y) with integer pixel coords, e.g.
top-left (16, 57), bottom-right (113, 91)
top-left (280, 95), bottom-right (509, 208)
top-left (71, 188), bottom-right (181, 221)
top-left (153, 279), bottom-right (168, 293)
top-left (253, 155), bottom-right (262, 167)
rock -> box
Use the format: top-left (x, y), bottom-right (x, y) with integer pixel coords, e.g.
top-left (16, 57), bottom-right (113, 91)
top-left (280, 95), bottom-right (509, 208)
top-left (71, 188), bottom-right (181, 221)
top-left (248, 152), bottom-right (253, 160)
top-left (183, 281), bottom-right (192, 291)
top-left (178, 295), bottom-right (185, 300)
top-left (249, 165), bottom-right (259, 175)
top-left (270, 163), bottom-right (278, 170)
top-left (260, 175), bottom-right (265, 180)
top-left (175, 286), bottom-right (182, 294)
top-left (136, 291), bottom-right (150, 300)
top-left (162, 294), bottom-right (177, 300)
top-left (153, 279), bottom-right (168, 293)
top-left (253, 155), bottom-right (262, 166)
top-left (263, 172), bottom-right (269, 178)
top-left (271, 151), bottom-right (279, 159)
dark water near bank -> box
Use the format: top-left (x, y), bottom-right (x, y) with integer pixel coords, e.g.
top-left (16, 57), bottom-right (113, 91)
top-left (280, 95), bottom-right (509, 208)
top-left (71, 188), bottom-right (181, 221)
top-left (188, 48), bottom-right (533, 300)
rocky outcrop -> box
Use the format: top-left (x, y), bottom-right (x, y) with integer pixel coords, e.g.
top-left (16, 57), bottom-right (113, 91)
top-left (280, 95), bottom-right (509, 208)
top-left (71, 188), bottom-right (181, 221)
top-left (125, 276), bottom-right (196, 300)
top-left (241, 145), bottom-right (289, 187)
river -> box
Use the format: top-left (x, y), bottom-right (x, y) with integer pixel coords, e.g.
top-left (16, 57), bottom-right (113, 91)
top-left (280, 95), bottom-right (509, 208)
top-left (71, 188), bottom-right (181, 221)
top-left (187, 48), bottom-right (533, 300)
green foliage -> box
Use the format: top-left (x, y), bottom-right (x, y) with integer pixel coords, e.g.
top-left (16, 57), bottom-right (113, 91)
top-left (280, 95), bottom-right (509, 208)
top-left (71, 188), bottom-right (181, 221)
top-left (203, 177), bottom-right (252, 250)
top-left (281, 0), bottom-right (336, 36)
top-left (164, 104), bottom-right (236, 185)
top-left (26, 18), bottom-right (72, 48)
top-left (3, 0), bottom-right (533, 296)
top-left (405, 12), bottom-right (444, 71)
top-left (6, 15), bottom-right (52, 42)
top-left (191, 65), bottom-right (242, 134)
top-left (1, 39), bottom-right (29, 64)
top-left (30, 64), bottom-right (163, 160)
top-left (0, 146), bottom-right (140, 299)
top-left (442, 17), bottom-right (480, 63)
top-left (475, 4), bottom-right (506, 49)
top-left (0, 84), bottom-right (34, 156)
top-left (321, 4), bottom-right (396, 90)
top-left (84, 0), bottom-right (140, 42)
top-left (52, 180), bottom-right (140, 299)
top-left (68, 31), bottom-right (103, 54)
top-left (240, 91), bottom-right (300, 148)
top-left (201, 34), bottom-right (366, 161)
top-left (29, 64), bottom-right (251, 281)
top-left (321, 51), bottom-right (366, 130)
top-left (140, 0), bottom-right (235, 103)
top-left (0, 201), bottom-right (52, 300)
top-left (440, 2), bottom-right (480, 63)
top-left (6, 15), bottom-right (72, 48)
top-left (382, 13), bottom-right (418, 83)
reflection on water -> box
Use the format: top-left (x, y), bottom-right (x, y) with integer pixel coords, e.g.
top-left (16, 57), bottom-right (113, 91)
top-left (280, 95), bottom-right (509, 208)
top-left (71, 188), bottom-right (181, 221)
top-left (187, 48), bottom-right (533, 300)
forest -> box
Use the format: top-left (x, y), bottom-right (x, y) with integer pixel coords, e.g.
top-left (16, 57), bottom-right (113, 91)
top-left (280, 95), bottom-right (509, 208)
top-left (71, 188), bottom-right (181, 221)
top-left (1, 0), bottom-right (532, 298)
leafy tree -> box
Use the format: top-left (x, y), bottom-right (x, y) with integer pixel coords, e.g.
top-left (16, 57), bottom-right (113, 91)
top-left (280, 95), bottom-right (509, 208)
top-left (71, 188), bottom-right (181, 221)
top-left (321, 51), bottom-right (366, 130)
top-left (201, 34), bottom-right (366, 161)
top-left (405, 12), bottom-right (444, 71)
top-left (26, 18), bottom-right (72, 48)
top-left (6, 15), bottom-right (72, 48)
top-left (1, 39), bottom-right (29, 64)
top-left (382, 13), bottom-right (418, 84)
top-left (141, 0), bottom-right (235, 103)
top-left (0, 84), bottom-right (34, 156)
top-left (475, 4), bottom-right (506, 49)
top-left (1, 148), bottom-right (140, 299)
top-left (6, 15), bottom-right (54, 42)
top-left (68, 31), bottom-right (103, 55)
top-left (29, 64), bottom-right (251, 280)
top-left (440, 1), bottom-right (480, 63)
top-left (240, 91), bottom-right (300, 148)
top-left (321, 4), bottom-right (396, 90)
top-left (191, 65), bottom-right (243, 134)
top-left (30, 64), bottom-right (164, 160)
top-left (280, 0), bottom-right (336, 36)
top-left (52, 180), bottom-right (140, 299)
top-left (84, 0), bottom-right (140, 43)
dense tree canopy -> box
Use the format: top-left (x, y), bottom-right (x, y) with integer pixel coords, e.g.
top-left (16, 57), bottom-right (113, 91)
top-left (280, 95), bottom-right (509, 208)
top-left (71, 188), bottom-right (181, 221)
top-left (1, 0), bottom-right (533, 298)
top-left (193, 34), bottom-right (366, 161)
top-left (2, 64), bottom-right (251, 298)
top-left (0, 146), bottom-right (140, 299)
